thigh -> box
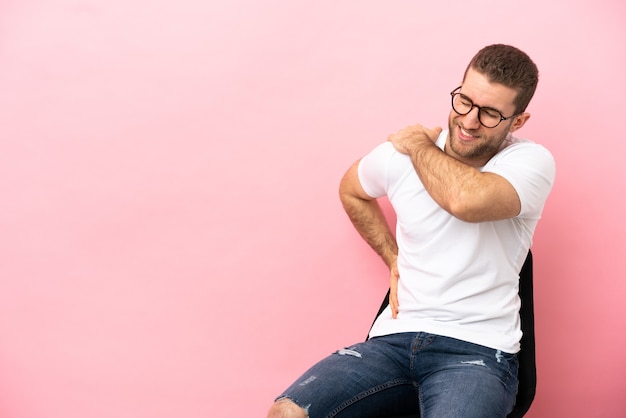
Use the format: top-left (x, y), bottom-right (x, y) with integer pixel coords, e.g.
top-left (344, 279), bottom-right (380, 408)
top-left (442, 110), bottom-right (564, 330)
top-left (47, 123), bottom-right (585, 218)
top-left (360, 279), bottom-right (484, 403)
top-left (276, 335), bottom-right (419, 418)
top-left (418, 337), bottom-right (519, 418)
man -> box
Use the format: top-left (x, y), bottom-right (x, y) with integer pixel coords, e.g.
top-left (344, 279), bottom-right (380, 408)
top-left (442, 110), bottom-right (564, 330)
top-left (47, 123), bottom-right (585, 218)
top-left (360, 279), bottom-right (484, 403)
top-left (268, 44), bottom-right (555, 418)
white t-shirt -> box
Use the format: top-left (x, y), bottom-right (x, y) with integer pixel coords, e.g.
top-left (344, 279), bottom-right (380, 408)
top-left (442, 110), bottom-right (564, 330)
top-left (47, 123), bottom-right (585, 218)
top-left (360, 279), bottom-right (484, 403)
top-left (360, 130), bottom-right (555, 353)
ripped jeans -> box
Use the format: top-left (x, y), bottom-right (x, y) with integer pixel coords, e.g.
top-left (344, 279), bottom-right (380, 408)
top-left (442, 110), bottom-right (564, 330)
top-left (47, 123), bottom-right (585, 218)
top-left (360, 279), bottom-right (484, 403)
top-left (275, 332), bottom-right (518, 418)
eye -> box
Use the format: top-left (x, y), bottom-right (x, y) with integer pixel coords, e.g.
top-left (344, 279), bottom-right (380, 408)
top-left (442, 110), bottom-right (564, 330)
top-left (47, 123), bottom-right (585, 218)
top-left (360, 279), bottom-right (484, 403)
top-left (457, 95), bottom-right (472, 106)
top-left (482, 108), bottom-right (501, 119)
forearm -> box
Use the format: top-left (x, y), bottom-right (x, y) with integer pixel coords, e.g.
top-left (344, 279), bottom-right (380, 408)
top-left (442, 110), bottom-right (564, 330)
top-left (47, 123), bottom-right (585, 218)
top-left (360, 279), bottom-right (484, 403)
top-left (339, 165), bottom-right (400, 318)
top-left (390, 125), bottom-right (520, 222)
top-left (340, 193), bottom-right (398, 268)
top-left (407, 140), bottom-right (482, 217)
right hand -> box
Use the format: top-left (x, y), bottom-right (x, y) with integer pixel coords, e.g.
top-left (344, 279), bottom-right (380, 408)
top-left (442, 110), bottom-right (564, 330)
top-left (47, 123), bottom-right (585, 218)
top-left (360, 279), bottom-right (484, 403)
top-left (387, 124), bottom-right (443, 155)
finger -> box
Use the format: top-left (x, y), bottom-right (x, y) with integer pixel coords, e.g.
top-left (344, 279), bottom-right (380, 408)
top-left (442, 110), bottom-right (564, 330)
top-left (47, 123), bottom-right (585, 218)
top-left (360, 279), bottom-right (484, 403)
top-left (428, 126), bottom-right (443, 140)
top-left (390, 266), bottom-right (399, 319)
top-left (390, 296), bottom-right (399, 319)
top-left (387, 134), bottom-right (408, 155)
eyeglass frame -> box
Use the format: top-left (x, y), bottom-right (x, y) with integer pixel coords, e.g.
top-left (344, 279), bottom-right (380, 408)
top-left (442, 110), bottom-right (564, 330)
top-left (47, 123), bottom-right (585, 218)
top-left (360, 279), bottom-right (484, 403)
top-left (450, 86), bottom-right (521, 128)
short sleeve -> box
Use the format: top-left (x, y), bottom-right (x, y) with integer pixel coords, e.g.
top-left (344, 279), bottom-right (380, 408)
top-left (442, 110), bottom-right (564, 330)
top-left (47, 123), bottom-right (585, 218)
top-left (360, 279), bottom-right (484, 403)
top-left (358, 131), bottom-right (448, 199)
top-left (357, 142), bottom-right (397, 198)
top-left (483, 141), bottom-right (556, 219)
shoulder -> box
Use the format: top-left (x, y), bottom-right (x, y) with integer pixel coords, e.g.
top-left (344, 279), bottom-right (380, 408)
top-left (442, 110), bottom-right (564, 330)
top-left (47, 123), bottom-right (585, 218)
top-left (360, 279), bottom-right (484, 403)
top-left (486, 135), bottom-right (555, 174)
top-left (358, 142), bottom-right (413, 198)
top-left (485, 135), bottom-right (556, 217)
top-left (494, 135), bottom-right (553, 160)
top-left (359, 142), bottom-right (411, 171)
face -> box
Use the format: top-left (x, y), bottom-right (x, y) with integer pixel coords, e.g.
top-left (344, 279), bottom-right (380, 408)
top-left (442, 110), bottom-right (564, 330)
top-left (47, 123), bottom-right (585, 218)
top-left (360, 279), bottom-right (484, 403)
top-left (446, 68), bottom-right (529, 167)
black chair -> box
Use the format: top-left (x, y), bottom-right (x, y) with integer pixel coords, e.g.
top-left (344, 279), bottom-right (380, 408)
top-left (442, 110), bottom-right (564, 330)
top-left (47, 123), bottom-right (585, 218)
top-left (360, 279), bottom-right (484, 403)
top-left (367, 251), bottom-right (536, 418)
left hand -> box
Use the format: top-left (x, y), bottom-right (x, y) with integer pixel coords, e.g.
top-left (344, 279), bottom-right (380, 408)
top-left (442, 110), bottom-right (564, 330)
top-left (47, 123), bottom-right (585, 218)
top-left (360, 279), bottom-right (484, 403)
top-left (387, 124), bottom-right (443, 155)
top-left (389, 260), bottom-right (400, 319)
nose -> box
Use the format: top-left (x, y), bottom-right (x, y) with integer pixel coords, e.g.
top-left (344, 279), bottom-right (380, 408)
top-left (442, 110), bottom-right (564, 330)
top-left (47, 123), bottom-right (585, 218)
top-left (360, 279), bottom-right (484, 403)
top-left (462, 106), bottom-right (481, 129)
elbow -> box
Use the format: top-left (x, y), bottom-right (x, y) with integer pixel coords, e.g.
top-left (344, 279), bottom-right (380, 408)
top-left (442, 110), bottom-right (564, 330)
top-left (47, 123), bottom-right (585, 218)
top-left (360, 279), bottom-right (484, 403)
top-left (446, 192), bottom-right (520, 223)
top-left (446, 199), bottom-right (481, 223)
top-left (338, 176), bottom-right (352, 207)
top-left (445, 189), bottom-right (489, 223)
top-left (338, 161), bottom-right (374, 207)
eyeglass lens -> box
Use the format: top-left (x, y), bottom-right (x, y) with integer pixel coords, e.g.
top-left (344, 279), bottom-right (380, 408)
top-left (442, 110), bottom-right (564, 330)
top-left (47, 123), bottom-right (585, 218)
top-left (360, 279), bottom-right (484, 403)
top-left (451, 93), bottom-right (503, 128)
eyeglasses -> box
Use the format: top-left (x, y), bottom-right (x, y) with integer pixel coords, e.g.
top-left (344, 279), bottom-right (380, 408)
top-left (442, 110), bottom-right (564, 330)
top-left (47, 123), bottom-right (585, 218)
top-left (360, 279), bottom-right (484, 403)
top-left (450, 87), bottom-right (520, 128)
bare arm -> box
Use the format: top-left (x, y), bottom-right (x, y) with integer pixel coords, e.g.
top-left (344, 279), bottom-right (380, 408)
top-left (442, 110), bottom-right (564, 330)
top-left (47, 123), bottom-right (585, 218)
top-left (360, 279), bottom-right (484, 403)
top-left (339, 160), bottom-right (400, 318)
top-left (389, 124), bottom-right (521, 223)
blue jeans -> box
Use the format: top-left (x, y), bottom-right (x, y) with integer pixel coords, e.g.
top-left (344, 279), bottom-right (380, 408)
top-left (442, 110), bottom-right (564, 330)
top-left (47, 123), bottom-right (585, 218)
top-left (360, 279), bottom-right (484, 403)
top-left (276, 332), bottom-right (518, 418)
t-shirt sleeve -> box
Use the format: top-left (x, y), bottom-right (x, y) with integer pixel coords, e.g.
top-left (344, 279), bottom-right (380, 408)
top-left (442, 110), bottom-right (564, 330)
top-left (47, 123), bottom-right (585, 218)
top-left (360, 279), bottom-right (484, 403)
top-left (357, 142), bottom-right (398, 198)
top-left (483, 142), bottom-right (556, 219)
top-left (358, 130), bottom-right (447, 199)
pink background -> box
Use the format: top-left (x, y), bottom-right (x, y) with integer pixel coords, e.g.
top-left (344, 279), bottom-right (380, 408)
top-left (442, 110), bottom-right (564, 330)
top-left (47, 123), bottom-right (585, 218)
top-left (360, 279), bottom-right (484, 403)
top-left (1, 1), bottom-right (625, 417)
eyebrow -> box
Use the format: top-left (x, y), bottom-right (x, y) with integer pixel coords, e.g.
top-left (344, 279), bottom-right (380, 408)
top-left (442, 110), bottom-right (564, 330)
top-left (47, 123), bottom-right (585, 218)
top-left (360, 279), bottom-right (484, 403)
top-left (458, 92), bottom-right (506, 115)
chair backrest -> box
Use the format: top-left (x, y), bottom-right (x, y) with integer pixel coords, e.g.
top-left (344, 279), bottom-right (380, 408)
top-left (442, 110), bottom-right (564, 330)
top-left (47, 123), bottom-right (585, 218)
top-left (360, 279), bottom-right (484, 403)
top-left (510, 250), bottom-right (536, 418)
top-left (367, 251), bottom-right (536, 418)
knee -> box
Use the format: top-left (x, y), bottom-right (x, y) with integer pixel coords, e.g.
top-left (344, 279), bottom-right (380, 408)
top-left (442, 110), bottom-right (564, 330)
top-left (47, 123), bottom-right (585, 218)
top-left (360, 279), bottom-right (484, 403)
top-left (267, 398), bottom-right (308, 418)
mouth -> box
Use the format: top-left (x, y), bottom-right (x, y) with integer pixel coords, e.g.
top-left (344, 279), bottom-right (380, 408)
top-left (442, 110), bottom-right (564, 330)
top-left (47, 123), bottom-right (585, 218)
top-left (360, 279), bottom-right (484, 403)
top-left (457, 125), bottom-right (481, 142)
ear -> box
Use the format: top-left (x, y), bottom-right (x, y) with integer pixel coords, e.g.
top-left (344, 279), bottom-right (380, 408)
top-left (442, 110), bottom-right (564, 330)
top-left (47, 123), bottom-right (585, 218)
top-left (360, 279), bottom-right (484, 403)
top-left (509, 112), bottom-right (530, 133)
